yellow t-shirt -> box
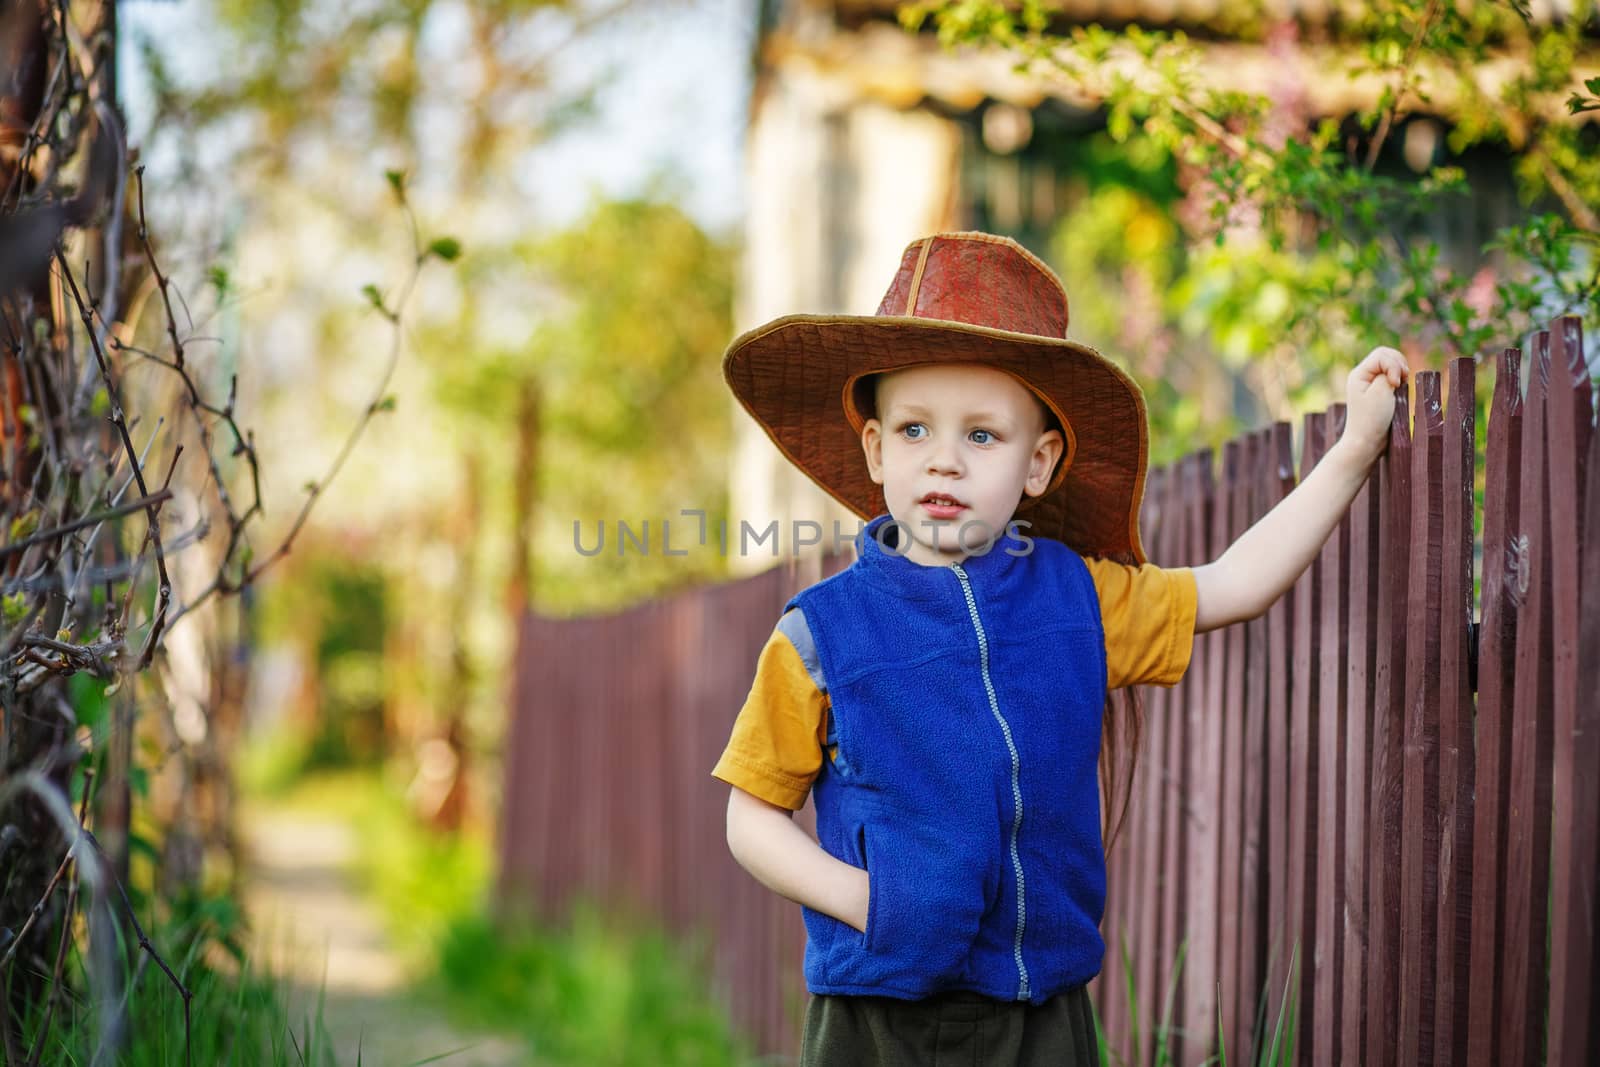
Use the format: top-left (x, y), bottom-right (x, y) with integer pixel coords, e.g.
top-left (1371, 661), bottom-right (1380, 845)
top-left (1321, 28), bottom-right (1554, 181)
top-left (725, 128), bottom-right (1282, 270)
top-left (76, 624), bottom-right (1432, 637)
top-left (711, 558), bottom-right (1199, 811)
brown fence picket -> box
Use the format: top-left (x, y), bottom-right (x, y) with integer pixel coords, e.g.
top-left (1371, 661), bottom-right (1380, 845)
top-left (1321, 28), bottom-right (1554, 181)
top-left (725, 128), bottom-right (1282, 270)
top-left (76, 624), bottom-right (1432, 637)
top-left (1314, 404), bottom-right (1351, 1066)
top-left (1554, 324), bottom-right (1600, 1067)
top-left (1146, 459), bottom-right (1176, 1060)
top-left (1545, 317), bottom-right (1597, 1067)
top-left (1434, 358), bottom-right (1476, 1067)
top-left (1133, 463), bottom-right (1178, 1067)
top-left (1218, 439), bottom-right (1248, 1061)
top-left (1102, 740), bottom-right (1128, 1057)
top-left (1158, 451), bottom-right (1200, 1066)
top-left (1503, 330), bottom-right (1556, 1067)
top-left (1400, 371), bottom-right (1445, 1066)
top-left (1237, 429), bottom-right (1272, 1061)
top-left (1366, 385), bottom-right (1411, 1067)
top-left (1291, 411), bottom-right (1326, 1061)
top-left (1263, 422), bottom-right (1296, 1034)
top-left (1466, 347), bottom-right (1524, 1066)
top-left (1182, 448), bottom-right (1219, 1055)
top-left (1340, 402), bottom-right (1381, 1064)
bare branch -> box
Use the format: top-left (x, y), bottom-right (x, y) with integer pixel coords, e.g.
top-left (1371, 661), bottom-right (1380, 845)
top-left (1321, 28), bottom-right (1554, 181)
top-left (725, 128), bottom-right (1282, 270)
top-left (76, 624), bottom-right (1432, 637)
top-left (0, 488), bottom-right (173, 562)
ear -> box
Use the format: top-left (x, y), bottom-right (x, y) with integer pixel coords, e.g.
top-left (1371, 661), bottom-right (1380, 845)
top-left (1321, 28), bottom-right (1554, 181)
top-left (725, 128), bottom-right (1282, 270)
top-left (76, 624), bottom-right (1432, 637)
top-left (1023, 428), bottom-right (1065, 498)
top-left (861, 418), bottom-right (885, 485)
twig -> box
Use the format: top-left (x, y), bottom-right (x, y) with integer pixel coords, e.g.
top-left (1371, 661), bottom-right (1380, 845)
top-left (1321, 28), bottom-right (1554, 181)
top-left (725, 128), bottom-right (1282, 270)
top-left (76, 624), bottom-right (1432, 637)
top-left (157, 196), bottom-right (435, 619)
top-left (2, 521), bottom-right (209, 599)
top-left (53, 252), bottom-right (174, 671)
top-left (22, 767), bottom-right (92, 1067)
top-left (25, 835), bottom-right (78, 1067)
top-left (0, 489), bottom-right (172, 562)
top-left (0, 848), bottom-right (73, 972)
top-left (81, 830), bottom-right (192, 1067)
top-left (1387, 229), bottom-right (1472, 361)
top-left (1364, 0), bottom-right (1442, 171)
top-left (1534, 148), bottom-right (1600, 232)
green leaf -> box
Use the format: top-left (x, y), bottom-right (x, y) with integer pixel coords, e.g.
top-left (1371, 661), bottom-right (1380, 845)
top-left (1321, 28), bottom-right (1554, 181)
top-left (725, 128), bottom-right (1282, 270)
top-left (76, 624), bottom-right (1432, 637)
top-left (9, 509), bottom-right (39, 541)
top-left (2, 591), bottom-right (29, 625)
top-left (385, 169), bottom-right (407, 202)
top-left (373, 394), bottom-right (398, 413)
top-left (426, 236), bottom-right (462, 262)
top-left (360, 283), bottom-right (386, 312)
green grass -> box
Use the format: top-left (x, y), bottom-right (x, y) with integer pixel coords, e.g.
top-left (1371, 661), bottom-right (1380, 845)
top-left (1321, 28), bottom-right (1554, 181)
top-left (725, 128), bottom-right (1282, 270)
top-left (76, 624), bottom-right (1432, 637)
top-left (1095, 933), bottom-right (1190, 1067)
top-left (1096, 935), bottom-right (1300, 1067)
top-left (270, 768), bottom-right (753, 1066)
top-left (432, 905), bottom-right (752, 1067)
top-left (15, 894), bottom-right (349, 1066)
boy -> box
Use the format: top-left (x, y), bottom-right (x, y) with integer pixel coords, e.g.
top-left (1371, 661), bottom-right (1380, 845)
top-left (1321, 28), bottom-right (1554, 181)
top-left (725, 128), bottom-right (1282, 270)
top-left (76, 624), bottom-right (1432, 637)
top-left (713, 231), bottom-right (1407, 1064)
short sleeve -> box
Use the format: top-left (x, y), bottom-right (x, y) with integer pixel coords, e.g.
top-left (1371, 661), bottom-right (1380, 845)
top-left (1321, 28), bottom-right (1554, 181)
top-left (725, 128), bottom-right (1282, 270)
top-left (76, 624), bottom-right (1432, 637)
top-left (1082, 557), bottom-right (1199, 690)
top-left (711, 611), bottom-right (830, 810)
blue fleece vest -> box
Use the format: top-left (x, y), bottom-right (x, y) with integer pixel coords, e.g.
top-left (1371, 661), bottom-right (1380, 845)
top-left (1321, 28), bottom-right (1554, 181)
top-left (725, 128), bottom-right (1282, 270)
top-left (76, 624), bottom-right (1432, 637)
top-left (785, 513), bottom-right (1110, 1004)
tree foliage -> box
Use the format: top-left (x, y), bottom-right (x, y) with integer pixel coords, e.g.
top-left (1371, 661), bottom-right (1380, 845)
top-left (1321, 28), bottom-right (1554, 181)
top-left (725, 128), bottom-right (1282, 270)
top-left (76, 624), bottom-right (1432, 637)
top-left (906, 0), bottom-right (1599, 455)
top-left (517, 196), bottom-right (736, 614)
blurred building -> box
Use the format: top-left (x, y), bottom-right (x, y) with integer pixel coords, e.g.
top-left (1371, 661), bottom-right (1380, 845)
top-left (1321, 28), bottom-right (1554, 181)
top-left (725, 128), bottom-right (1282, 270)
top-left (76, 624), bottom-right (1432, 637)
top-left (728, 0), bottom-right (1551, 568)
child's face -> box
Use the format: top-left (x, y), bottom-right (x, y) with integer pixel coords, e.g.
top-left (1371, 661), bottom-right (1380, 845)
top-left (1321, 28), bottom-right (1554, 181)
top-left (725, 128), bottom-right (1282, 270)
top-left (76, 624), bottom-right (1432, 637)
top-left (860, 363), bottom-right (1064, 567)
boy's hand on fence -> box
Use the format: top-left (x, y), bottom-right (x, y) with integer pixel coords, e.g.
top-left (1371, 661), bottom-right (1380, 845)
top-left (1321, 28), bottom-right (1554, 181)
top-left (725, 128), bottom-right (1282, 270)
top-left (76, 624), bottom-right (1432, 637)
top-left (1341, 346), bottom-right (1411, 466)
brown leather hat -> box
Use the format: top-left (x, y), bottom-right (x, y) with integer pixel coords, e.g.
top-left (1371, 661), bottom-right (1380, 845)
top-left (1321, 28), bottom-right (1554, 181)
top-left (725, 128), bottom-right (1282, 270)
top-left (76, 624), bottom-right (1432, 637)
top-left (724, 231), bottom-right (1150, 562)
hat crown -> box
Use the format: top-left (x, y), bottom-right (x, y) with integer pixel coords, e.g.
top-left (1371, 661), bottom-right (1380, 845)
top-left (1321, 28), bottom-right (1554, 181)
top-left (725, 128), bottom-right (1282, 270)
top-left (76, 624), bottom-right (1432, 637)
top-left (874, 232), bottom-right (1070, 339)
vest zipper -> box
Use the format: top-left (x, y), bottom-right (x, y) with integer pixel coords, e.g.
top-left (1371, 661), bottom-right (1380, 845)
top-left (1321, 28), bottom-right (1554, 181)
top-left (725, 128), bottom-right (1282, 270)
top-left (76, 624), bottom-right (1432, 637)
top-left (949, 562), bottom-right (1030, 1001)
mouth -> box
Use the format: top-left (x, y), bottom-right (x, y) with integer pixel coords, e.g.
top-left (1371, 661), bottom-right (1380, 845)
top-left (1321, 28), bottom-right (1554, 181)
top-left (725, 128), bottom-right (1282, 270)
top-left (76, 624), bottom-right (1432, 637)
top-left (918, 492), bottom-right (967, 517)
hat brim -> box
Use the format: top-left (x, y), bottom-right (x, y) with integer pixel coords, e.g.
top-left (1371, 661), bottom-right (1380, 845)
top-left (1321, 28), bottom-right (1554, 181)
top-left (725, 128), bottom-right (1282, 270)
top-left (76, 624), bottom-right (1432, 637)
top-left (724, 313), bottom-right (1150, 562)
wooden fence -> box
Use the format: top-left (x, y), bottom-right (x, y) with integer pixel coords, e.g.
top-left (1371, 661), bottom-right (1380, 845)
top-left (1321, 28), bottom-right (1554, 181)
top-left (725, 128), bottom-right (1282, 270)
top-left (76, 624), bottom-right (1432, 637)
top-left (500, 316), bottom-right (1599, 1064)
top-left (499, 552), bottom-right (848, 1056)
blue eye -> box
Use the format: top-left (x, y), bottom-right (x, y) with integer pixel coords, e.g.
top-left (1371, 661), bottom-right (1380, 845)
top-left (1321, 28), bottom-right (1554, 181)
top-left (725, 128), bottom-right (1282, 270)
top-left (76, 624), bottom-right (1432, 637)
top-left (900, 423), bottom-right (926, 440)
top-left (970, 429), bottom-right (993, 445)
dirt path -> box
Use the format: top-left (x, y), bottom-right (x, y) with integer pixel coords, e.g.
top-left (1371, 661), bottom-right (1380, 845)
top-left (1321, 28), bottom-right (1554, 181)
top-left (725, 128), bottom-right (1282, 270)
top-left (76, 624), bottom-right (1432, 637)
top-left (242, 810), bottom-right (527, 1066)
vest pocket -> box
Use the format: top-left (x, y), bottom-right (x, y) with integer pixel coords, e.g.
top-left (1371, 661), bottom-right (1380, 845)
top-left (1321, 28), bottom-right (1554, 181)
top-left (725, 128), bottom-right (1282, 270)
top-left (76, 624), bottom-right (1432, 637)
top-left (857, 813), bottom-right (987, 982)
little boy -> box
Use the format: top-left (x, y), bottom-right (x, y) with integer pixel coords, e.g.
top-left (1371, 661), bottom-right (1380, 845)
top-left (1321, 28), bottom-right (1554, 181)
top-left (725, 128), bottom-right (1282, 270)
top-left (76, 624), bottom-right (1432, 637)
top-left (713, 231), bottom-right (1407, 1065)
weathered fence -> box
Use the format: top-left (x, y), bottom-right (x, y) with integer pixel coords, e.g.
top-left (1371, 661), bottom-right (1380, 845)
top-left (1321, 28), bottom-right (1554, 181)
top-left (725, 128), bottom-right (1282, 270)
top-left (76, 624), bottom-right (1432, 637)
top-left (1097, 318), bottom-right (1599, 1067)
top-left (499, 552), bottom-right (847, 1055)
top-left (501, 316), bottom-right (1598, 1064)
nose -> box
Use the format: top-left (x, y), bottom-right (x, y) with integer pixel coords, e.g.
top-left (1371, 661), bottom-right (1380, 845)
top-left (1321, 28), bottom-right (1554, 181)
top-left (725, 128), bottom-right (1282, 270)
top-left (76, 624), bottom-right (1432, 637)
top-left (926, 438), bottom-right (964, 477)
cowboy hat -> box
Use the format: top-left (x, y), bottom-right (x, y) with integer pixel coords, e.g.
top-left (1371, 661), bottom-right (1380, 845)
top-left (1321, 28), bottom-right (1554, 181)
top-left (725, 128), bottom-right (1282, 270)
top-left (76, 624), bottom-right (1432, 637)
top-left (723, 231), bottom-right (1151, 562)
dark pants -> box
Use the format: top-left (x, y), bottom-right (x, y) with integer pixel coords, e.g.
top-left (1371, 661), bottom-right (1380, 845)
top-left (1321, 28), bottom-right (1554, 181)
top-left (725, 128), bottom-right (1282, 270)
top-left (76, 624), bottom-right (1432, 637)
top-left (799, 986), bottom-right (1098, 1067)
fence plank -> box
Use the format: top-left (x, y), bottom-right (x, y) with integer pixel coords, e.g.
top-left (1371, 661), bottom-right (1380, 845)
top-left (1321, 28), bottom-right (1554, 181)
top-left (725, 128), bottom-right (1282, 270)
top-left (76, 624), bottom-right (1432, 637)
top-left (1159, 452), bottom-right (1200, 1066)
top-left (1502, 330), bottom-right (1556, 1067)
top-left (1237, 429), bottom-right (1273, 1061)
top-left (1466, 348), bottom-right (1524, 1067)
top-left (1341, 405), bottom-right (1382, 1064)
top-left (1545, 316), bottom-right (1597, 1067)
top-left (1366, 386), bottom-right (1412, 1067)
top-left (1183, 448), bottom-right (1219, 1058)
top-left (1433, 358), bottom-right (1476, 1067)
top-left (1290, 411), bottom-right (1326, 1062)
top-left (1219, 439), bottom-right (1249, 1061)
top-left (1558, 335), bottom-right (1600, 1067)
top-left (1263, 423), bottom-right (1296, 1032)
top-left (1400, 371), bottom-right (1445, 1067)
top-left (1132, 464), bottom-right (1176, 1067)
top-left (1314, 403), bottom-right (1351, 1067)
